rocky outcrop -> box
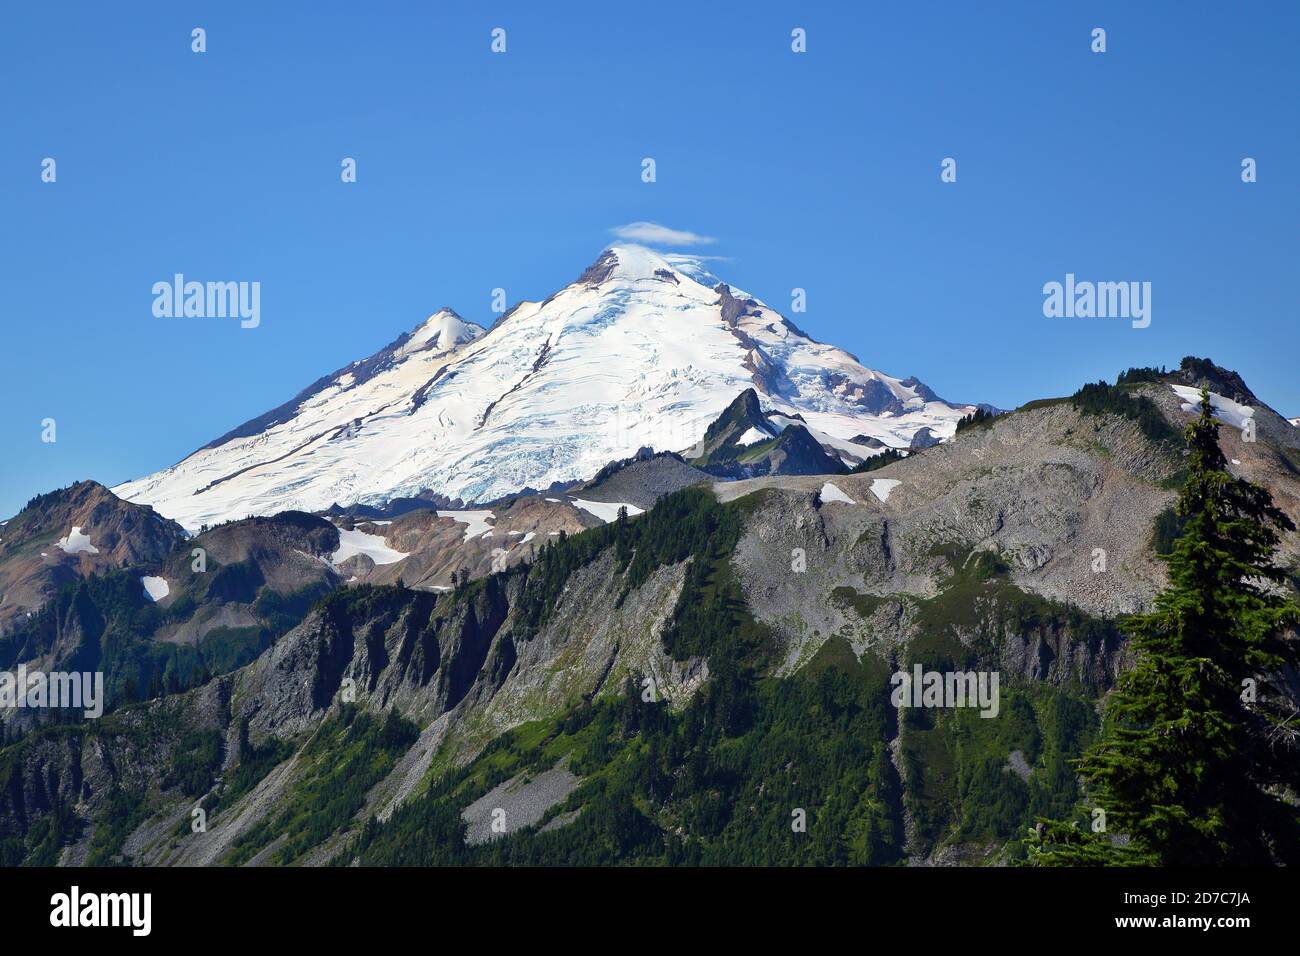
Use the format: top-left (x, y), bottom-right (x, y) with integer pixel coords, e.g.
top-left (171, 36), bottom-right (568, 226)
top-left (0, 481), bottom-right (186, 632)
top-left (688, 389), bottom-right (847, 479)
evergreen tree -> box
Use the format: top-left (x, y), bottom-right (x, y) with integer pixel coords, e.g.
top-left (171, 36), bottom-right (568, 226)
top-left (1031, 389), bottom-right (1300, 865)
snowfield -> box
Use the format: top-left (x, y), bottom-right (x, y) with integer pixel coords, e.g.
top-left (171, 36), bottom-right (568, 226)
top-left (141, 576), bottom-right (170, 602)
top-left (570, 499), bottom-right (646, 523)
top-left (331, 528), bottom-right (410, 566)
top-left (440, 509), bottom-right (496, 542)
top-left (869, 478), bottom-right (901, 503)
top-left (735, 426), bottom-right (772, 447)
top-left (114, 245), bottom-right (977, 530)
top-left (818, 482), bottom-right (855, 505)
top-left (1170, 385), bottom-right (1254, 430)
top-left (57, 527), bottom-right (99, 555)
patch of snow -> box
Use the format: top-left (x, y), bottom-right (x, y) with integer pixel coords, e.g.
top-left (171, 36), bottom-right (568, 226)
top-left (331, 528), bottom-right (410, 566)
top-left (818, 482), bottom-right (855, 505)
top-left (1169, 385), bottom-right (1254, 430)
top-left (570, 499), bottom-right (645, 523)
top-left (57, 526), bottom-right (99, 555)
top-left (441, 509), bottom-right (495, 542)
top-left (141, 576), bottom-right (170, 602)
top-left (521, 531), bottom-right (536, 544)
top-left (870, 478), bottom-right (902, 503)
top-left (735, 426), bottom-right (772, 447)
top-left (1231, 458), bottom-right (1241, 465)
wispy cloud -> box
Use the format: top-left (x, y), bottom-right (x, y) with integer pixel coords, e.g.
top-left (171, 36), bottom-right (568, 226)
top-left (609, 221), bottom-right (716, 247)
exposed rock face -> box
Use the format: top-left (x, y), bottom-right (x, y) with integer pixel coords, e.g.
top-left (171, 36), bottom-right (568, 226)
top-left (687, 389), bottom-right (847, 478)
top-left (1173, 355), bottom-right (1259, 407)
top-left (346, 497), bottom-right (600, 592)
top-left (3, 364), bottom-right (1298, 867)
top-left (461, 761), bottom-right (580, 844)
top-left (908, 427), bottom-right (941, 450)
top-left (578, 449), bottom-right (710, 511)
top-left (718, 392), bottom-right (1300, 675)
top-left (0, 481), bottom-right (186, 632)
top-left (0, 509), bottom-right (345, 737)
top-left (0, 544), bottom-right (703, 865)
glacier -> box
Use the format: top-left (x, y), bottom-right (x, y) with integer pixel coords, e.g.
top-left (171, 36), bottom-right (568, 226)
top-left (114, 245), bottom-right (978, 531)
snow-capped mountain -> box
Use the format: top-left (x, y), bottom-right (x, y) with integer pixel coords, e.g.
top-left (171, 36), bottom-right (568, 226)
top-left (114, 245), bottom-right (978, 530)
top-left (1289, 417), bottom-right (1300, 428)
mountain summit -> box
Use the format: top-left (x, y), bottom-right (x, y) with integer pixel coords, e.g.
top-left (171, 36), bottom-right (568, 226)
top-left (115, 245), bottom-right (977, 530)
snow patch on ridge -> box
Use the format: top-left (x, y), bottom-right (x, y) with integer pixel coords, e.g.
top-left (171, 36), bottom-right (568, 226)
top-left (331, 528), bottom-right (409, 566)
top-left (571, 499), bottom-right (645, 523)
top-left (818, 482), bottom-right (855, 505)
top-left (1169, 385), bottom-right (1254, 430)
top-left (442, 510), bottom-right (495, 542)
top-left (57, 527), bottom-right (99, 555)
top-left (141, 576), bottom-right (170, 602)
top-left (869, 479), bottom-right (901, 503)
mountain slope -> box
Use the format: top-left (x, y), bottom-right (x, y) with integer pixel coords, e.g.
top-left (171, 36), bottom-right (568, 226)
top-left (113, 246), bottom-right (976, 530)
top-left (3, 362), bottom-right (1298, 865)
top-left (686, 388), bottom-right (848, 478)
top-left (0, 481), bottom-right (187, 633)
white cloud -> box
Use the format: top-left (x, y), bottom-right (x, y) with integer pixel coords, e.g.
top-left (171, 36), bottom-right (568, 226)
top-left (609, 221), bottom-right (716, 247)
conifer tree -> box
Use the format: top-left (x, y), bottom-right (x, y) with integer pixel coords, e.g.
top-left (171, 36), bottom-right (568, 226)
top-left (1031, 389), bottom-right (1300, 865)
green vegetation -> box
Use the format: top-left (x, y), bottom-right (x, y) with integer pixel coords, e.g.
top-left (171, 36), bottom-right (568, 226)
top-left (1115, 365), bottom-right (1169, 385)
top-left (906, 547), bottom-right (1120, 675)
top-left (830, 586), bottom-right (887, 619)
top-left (333, 517), bottom-right (1107, 866)
top-left (1070, 380), bottom-right (1181, 446)
top-left (213, 720), bottom-right (296, 813)
top-left (0, 690), bottom-right (238, 865)
top-left (0, 567), bottom-right (329, 715)
top-left (1031, 390), bottom-right (1300, 865)
top-left (901, 684), bottom-right (1096, 857)
top-left (1149, 506), bottom-right (1187, 555)
top-left (83, 788), bottom-right (152, 866)
top-left (15, 421), bottom-right (1250, 866)
top-left (882, 547), bottom-right (1109, 856)
top-left (162, 729), bottom-right (224, 798)
top-left (513, 486), bottom-right (753, 641)
top-left (340, 661), bottom-right (907, 866)
top-left (849, 447), bottom-right (905, 474)
top-left (955, 407), bottom-right (995, 432)
top-left (224, 705), bottom-right (418, 866)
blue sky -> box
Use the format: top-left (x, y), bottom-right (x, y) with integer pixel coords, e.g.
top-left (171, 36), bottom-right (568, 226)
top-left (2, 1), bottom-right (1297, 518)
